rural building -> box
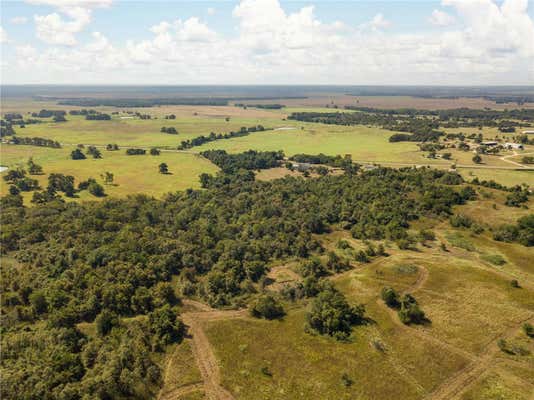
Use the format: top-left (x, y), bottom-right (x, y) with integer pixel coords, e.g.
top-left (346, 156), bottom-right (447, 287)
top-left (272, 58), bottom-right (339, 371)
top-left (522, 130), bottom-right (534, 134)
top-left (481, 141), bottom-right (498, 146)
top-left (292, 162), bottom-right (312, 171)
top-left (504, 142), bottom-right (524, 150)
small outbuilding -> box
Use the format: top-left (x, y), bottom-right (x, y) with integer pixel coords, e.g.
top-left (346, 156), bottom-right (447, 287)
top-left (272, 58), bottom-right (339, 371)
top-left (504, 142), bottom-right (524, 150)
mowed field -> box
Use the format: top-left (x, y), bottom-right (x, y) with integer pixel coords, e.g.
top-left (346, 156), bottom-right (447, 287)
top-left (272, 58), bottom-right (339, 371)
top-left (199, 198), bottom-right (534, 400)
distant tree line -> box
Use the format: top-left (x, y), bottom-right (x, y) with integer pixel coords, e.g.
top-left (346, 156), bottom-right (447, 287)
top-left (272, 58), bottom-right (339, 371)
top-left (235, 103), bottom-right (285, 109)
top-left (9, 136), bottom-right (61, 148)
top-left (178, 125), bottom-right (266, 150)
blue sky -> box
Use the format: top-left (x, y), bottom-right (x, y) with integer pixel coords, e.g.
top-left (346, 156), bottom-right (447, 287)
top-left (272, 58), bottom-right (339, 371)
top-left (1, 0), bottom-right (533, 84)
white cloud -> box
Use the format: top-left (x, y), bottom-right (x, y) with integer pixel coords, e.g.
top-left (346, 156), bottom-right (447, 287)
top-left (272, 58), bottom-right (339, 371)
top-left (207, 7), bottom-right (215, 16)
top-left (428, 9), bottom-right (456, 26)
top-left (30, 0), bottom-right (111, 45)
top-left (4, 0), bottom-right (534, 84)
top-left (367, 13), bottom-right (391, 30)
top-left (11, 16), bottom-right (29, 25)
top-left (0, 26), bottom-right (8, 43)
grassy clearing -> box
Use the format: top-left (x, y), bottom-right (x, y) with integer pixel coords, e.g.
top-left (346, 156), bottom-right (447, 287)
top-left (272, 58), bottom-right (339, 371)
top-left (13, 113), bottom-right (282, 147)
top-left (160, 340), bottom-right (203, 395)
top-left (459, 168), bottom-right (534, 187)
top-left (204, 310), bottom-right (425, 400)
top-left (195, 123), bottom-right (423, 163)
top-left (0, 144), bottom-right (218, 201)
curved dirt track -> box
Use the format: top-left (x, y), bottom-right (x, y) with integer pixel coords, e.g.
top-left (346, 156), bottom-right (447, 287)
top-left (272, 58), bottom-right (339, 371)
top-left (375, 265), bottom-right (476, 362)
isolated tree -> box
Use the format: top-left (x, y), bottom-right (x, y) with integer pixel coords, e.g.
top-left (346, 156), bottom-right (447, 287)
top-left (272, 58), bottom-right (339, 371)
top-left (159, 163), bottom-right (169, 174)
top-left (27, 157), bottom-right (43, 175)
top-left (100, 171), bottom-right (114, 185)
top-left (472, 154), bottom-right (482, 164)
top-left (71, 148), bottom-right (86, 160)
top-left (150, 148), bottom-right (161, 156)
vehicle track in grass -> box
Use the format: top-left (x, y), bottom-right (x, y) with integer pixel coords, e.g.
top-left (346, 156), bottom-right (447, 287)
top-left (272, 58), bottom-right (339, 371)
top-left (162, 299), bottom-right (247, 400)
top-left (425, 315), bottom-right (534, 400)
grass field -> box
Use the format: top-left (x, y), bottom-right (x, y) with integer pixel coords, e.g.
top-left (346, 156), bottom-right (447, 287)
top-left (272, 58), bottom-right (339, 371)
top-left (0, 144), bottom-right (219, 201)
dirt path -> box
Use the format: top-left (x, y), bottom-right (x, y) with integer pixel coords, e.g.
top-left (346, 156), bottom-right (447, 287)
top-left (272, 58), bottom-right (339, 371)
top-left (425, 315), bottom-right (534, 400)
top-left (172, 300), bottom-right (247, 400)
top-left (376, 265), bottom-right (477, 361)
top-left (499, 151), bottom-right (534, 169)
top-left (159, 383), bottom-right (205, 400)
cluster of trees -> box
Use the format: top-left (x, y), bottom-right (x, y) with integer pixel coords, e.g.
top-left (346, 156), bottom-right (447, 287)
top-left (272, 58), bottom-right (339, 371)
top-left (381, 287), bottom-right (427, 325)
top-left (288, 153), bottom-right (353, 169)
top-left (178, 125), bottom-right (266, 150)
top-left (85, 113), bottom-right (111, 121)
top-left (200, 149), bottom-right (283, 173)
top-left (106, 143), bottom-right (119, 151)
top-left (8, 136), bottom-right (61, 148)
top-left (0, 120), bottom-right (16, 137)
top-left (86, 146), bottom-right (102, 159)
top-left (160, 127), bottom-right (178, 134)
top-left (3, 167), bottom-right (40, 193)
top-left (31, 109), bottom-right (67, 119)
top-left (165, 114), bottom-right (176, 119)
top-left (493, 215), bottom-right (533, 246)
top-left (126, 148), bottom-right (147, 155)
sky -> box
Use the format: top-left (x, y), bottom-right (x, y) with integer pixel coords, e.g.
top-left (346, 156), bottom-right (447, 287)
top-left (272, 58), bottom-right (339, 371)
top-left (1, 0), bottom-right (533, 85)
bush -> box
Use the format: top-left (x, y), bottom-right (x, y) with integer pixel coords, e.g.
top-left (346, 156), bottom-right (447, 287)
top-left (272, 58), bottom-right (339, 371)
top-left (88, 182), bottom-right (105, 197)
top-left (250, 295), bottom-right (285, 320)
top-left (450, 214), bottom-right (473, 228)
top-left (381, 287), bottom-right (400, 308)
top-left (397, 294), bottom-right (426, 325)
top-left (523, 323), bottom-right (534, 338)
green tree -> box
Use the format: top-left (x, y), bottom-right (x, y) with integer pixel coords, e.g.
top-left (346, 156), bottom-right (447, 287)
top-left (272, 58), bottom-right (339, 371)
top-left (88, 181), bottom-right (105, 197)
top-left (472, 154), bottom-right (482, 164)
top-left (95, 310), bottom-right (118, 336)
top-left (250, 295), bottom-right (285, 319)
top-left (71, 148), bottom-right (86, 160)
top-left (100, 171), bottom-right (114, 185)
top-left (159, 163), bottom-right (169, 174)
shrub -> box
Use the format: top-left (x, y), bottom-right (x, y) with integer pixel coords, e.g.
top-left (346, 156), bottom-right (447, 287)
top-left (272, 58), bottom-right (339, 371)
top-left (88, 182), bottom-right (105, 197)
top-left (381, 287), bottom-right (399, 308)
top-left (450, 214), bottom-right (473, 228)
top-left (523, 323), bottom-right (534, 338)
top-left (249, 295), bottom-right (285, 320)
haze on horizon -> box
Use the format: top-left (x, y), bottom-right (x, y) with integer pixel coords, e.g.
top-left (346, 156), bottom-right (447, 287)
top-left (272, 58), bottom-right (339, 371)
top-left (1, 0), bottom-right (533, 86)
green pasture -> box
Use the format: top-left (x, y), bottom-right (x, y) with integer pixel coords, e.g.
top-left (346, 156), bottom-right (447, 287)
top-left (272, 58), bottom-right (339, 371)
top-left (0, 144), bottom-right (218, 201)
